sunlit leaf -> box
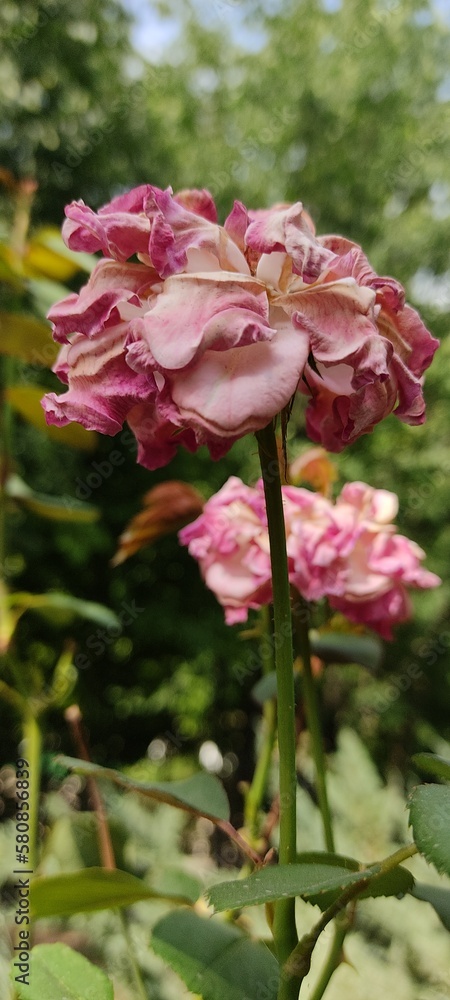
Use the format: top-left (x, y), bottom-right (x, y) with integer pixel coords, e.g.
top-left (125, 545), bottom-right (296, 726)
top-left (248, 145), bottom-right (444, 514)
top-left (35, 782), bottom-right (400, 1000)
top-left (0, 312), bottom-right (57, 366)
top-left (15, 942), bottom-right (113, 1000)
top-left (23, 227), bottom-right (94, 280)
top-left (31, 867), bottom-right (198, 918)
top-left (58, 757), bottom-right (230, 823)
top-left (0, 244), bottom-right (22, 288)
top-left (6, 474), bottom-right (99, 523)
top-left (409, 784), bottom-right (450, 876)
top-left (7, 592), bottom-right (120, 629)
top-left (45, 647), bottom-right (78, 710)
top-left (6, 386), bottom-right (97, 450)
top-left (151, 910), bottom-right (279, 1000)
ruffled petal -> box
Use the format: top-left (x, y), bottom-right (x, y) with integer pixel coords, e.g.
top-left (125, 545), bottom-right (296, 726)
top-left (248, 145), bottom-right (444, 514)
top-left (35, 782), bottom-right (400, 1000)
top-left (62, 187), bottom-right (154, 260)
top-left (146, 187), bottom-right (249, 278)
top-left (42, 325), bottom-right (153, 434)
top-left (47, 260), bottom-right (159, 343)
top-left (246, 202), bottom-right (335, 281)
top-left (126, 272), bottom-right (274, 372)
top-left (167, 323), bottom-right (310, 438)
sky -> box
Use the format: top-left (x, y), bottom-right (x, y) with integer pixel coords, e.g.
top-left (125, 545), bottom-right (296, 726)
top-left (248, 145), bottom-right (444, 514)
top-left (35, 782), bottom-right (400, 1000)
top-left (121, 0), bottom-right (450, 63)
top-left (121, 0), bottom-right (268, 60)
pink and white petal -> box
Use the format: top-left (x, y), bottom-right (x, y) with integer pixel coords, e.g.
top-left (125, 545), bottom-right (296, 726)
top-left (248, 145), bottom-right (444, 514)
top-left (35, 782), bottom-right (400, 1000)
top-left (380, 304), bottom-right (440, 377)
top-left (224, 200), bottom-right (250, 253)
top-left (246, 203), bottom-right (334, 281)
top-left (329, 586), bottom-right (411, 639)
top-left (48, 260), bottom-right (159, 342)
top-left (127, 273), bottom-right (273, 371)
top-left (282, 279), bottom-right (377, 363)
top-left (146, 186), bottom-right (248, 278)
top-left (99, 184), bottom-right (154, 216)
top-left (43, 325), bottom-right (153, 434)
top-left (42, 357), bottom-right (151, 435)
top-left (169, 323), bottom-right (310, 438)
top-left (62, 196), bottom-right (152, 261)
top-left (337, 482), bottom-right (399, 524)
top-left (174, 188), bottom-right (218, 222)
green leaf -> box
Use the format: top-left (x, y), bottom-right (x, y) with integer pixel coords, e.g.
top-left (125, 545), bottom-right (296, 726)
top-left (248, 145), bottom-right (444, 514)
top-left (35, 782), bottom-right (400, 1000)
top-left (151, 909), bottom-right (278, 1000)
top-left (412, 882), bottom-right (450, 932)
top-left (6, 474), bottom-right (99, 523)
top-left (409, 784), bottom-right (450, 876)
top-left (6, 385), bottom-right (97, 450)
top-left (0, 311), bottom-right (58, 365)
top-left (30, 867), bottom-right (198, 918)
top-left (58, 757), bottom-right (230, 823)
top-left (45, 646), bottom-right (77, 710)
top-left (310, 632), bottom-right (383, 671)
top-left (14, 942), bottom-right (113, 1000)
top-left (8, 592), bottom-right (120, 629)
top-left (151, 867), bottom-right (202, 905)
top-left (411, 753), bottom-right (450, 783)
top-left (207, 858), bottom-right (413, 912)
top-left (251, 671), bottom-right (279, 704)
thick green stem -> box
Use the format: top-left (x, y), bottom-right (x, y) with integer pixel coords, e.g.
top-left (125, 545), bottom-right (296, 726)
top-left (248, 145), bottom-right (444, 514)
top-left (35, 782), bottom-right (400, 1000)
top-left (256, 422), bottom-right (299, 1000)
top-left (22, 709), bottom-right (42, 873)
top-left (292, 599), bottom-right (334, 853)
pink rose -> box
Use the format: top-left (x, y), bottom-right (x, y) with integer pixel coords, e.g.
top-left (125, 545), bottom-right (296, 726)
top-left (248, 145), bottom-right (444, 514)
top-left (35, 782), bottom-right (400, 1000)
top-left (179, 477), bottom-right (272, 625)
top-left (297, 237), bottom-right (439, 450)
top-left (180, 476), bottom-right (440, 637)
top-left (43, 186), bottom-right (438, 468)
top-left (326, 483), bottom-right (441, 638)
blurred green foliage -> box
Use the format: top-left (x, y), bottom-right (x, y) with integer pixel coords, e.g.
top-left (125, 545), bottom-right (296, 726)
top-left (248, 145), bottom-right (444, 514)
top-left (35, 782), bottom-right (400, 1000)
top-left (1, 0), bottom-right (449, 795)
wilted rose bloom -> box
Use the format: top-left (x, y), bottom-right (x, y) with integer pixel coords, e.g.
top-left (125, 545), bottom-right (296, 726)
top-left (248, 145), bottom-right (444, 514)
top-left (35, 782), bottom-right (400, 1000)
top-left (42, 184), bottom-right (438, 468)
top-left (324, 482), bottom-right (441, 638)
top-left (180, 477), bottom-right (440, 637)
top-left (178, 477), bottom-right (273, 625)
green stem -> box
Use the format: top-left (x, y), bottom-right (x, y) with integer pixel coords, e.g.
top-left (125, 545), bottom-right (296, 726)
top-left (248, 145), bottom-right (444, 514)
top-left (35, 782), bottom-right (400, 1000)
top-left (256, 422), bottom-right (299, 1000)
top-left (22, 709), bottom-right (42, 873)
top-left (245, 607), bottom-right (277, 842)
top-left (307, 914), bottom-right (349, 1000)
top-left (292, 599), bottom-right (334, 853)
top-left (118, 910), bottom-right (148, 1000)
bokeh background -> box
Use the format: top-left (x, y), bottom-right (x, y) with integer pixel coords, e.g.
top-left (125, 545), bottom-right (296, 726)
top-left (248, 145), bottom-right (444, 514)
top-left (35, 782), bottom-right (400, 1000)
top-left (1, 2), bottom-right (450, 995)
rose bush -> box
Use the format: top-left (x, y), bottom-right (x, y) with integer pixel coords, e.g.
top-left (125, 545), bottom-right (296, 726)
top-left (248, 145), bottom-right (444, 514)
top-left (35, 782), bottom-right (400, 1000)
top-left (42, 185), bottom-right (438, 468)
